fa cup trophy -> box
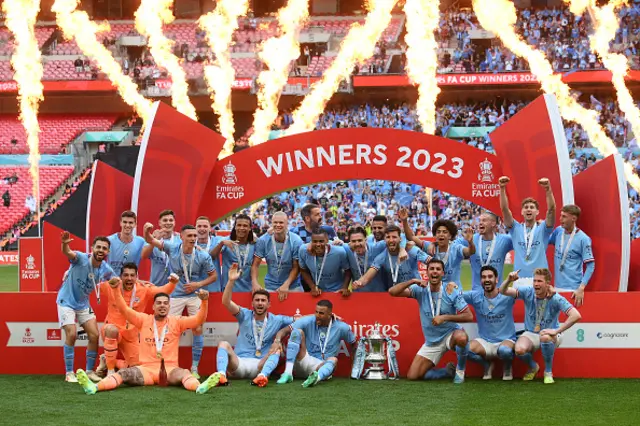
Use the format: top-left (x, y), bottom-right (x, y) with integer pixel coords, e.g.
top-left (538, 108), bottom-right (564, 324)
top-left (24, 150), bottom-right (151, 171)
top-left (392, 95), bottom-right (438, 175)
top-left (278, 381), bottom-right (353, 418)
top-left (350, 322), bottom-right (399, 380)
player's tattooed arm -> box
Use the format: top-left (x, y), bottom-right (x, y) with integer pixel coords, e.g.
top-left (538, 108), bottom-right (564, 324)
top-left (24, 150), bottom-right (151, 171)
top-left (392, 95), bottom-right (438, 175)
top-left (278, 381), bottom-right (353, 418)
top-left (118, 367), bottom-right (145, 386)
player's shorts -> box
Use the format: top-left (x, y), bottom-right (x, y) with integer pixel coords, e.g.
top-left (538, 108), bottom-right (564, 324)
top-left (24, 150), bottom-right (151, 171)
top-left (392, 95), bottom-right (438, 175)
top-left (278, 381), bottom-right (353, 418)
top-left (513, 277), bottom-right (533, 288)
top-left (100, 325), bottom-right (140, 367)
top-left (417, 331), bottom-right (455, 365)
top-left (475, 338), bottom-right (515, 358)
top-left (169, 296), bottom-right (201, 316)
top-left (137, 364), bottom-right (179, 385)
top-left (294, 353), bottom-right (324, 377)
top-left (57, 304), bottom-right (95, 327)
top-left (520, 331), bottom-right (564, 351)
top-left (229, 357), bottom-right (261, 379)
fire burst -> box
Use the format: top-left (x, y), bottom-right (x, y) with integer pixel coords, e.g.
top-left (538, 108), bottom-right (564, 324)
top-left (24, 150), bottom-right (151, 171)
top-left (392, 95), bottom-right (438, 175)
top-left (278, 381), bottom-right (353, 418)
top-left (3, 0), bottom-right (44, 203)
top-left (473, 0), bottom-right (640, 191)
top-left (403, 0), bottom-right (440, 135)
top-left (287, 0), bottom-right (397, 135)
top-left (249, 0), bottom-right (309, 146)
top-left (135, 0), bottom-right (197, 121)
top-left (52, 0), bottom-right (153, 122)
top-left (199, 0), bottom-right (249, 158)
top-left (567, 0), bottom-right (640, 143)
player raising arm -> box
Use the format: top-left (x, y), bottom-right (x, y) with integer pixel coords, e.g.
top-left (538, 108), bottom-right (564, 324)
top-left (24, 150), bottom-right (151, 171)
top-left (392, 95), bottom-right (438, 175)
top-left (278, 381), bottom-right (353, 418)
top-left (95, 264), bottom-right (178, 377)
top-left (197, 264), bottom-right (295, 392)
top-left (57, 232), bottom-right (114, 383)
top-left (500, 268), bottom-right (582, 384)
top-left (389, 259), bottom-right (473, 384)
top-left (75, 285), bottom-right (210, 394)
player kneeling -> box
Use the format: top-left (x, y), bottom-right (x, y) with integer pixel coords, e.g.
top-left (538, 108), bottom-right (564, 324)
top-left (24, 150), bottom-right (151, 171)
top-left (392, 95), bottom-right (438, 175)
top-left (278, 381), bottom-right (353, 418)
top-left (275, 300), bottom-right (356, 387)
top-left (197, 264), bottom-right (295, 393)
top-left (75, 283), bottom-right (209, 394)
top-left (500, 268), bottom-right (581, 383)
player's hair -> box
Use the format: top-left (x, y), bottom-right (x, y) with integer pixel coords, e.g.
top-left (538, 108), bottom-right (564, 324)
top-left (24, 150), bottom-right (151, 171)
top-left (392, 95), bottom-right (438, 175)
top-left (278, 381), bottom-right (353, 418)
top-left (534, 268), bottom-right (552, 283)
top-left (272, 211), bottom-right (288, 221)
top-left (230, 214), bottom-right (255, 243)
top-left (181, 224), bottom-right (196, 232)
top-left (432, 219), bottom-right (458, 239)
top-left (385, 224), bottom-right (402, 236)
top-left (312, 228), bottom-right (329, 238)
top-left (120, 210), bottom-right (137, 221)
top-left (372, 215), bottom-right (388, 224)
top-left (480, 265), bottom-right (498, 279)
top-left (481, 211), bottom-right (500, 225)
top-left (159, 209), bottom-right (175, 220)
top-left (92, 236), bottom-right (111, 248)
top-left (252, 289), bottom-right (270, 301)
top-left (347, 226), bottom-right (367, 240)
top-left (301, 204), bottom-right (320, 221)
top-left (195, 216), bottom-right (211, 224)
top-left (154, 292), bottom-right (171, 301)
top-left (427, 258), bottom-right (445, 270)
top-left (317, 299), bottom-right (333, 311)
top-left (521, 197), bottom-right (539, 209)
top-left (562, 204), bottom-right (581, 218)
top-left (121, 262), bottom-right (138, 275)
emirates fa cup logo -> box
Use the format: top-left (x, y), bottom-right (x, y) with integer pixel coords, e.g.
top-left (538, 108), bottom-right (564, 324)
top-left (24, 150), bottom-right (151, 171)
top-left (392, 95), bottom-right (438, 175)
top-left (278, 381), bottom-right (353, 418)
top-left (26, 254), bottom-right (35, 270)
top-left (478, 158), bottom-right (494, 182)
top-left (222, 162), bottom-right (238, 185)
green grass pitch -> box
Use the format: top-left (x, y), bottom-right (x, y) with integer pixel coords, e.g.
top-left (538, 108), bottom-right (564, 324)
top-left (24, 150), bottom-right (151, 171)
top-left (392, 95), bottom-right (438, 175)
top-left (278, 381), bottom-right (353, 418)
top-left (0, 376), bottom-right (638, 425)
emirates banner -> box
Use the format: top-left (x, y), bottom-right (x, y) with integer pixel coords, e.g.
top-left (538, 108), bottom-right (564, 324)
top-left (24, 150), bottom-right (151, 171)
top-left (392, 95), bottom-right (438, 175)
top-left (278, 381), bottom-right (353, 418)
top-left (1, 292), bottom-right (640, 378)
top-left (199, 128), bottom-right (504, 222)
top-left (18, 237), bottom-right (44, 292)
top-left (0, 251), bottom-right (18, 266)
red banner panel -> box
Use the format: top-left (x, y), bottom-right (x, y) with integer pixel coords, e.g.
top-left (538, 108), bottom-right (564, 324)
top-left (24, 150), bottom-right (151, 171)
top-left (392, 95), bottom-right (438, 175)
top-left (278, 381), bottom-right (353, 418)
top-left (18, 238), bottom-right (44, 292)
top-left (0, 251), bottom-right (18, 266)
top-left (572, 155), bottom-right (629, 292)
top-left (1, 292), bottom-right (639, 378)
top-left (86, 161), bottom-right (135, 251)
top-left (629, 239), bottom-right (640, 292)
top-left (199, 127), bottom-right (504, 222)
top-left (490, 94), bottom-right (574, 222)
top-left (42, 222), bottom-right (86, 292)
top-left (132, 102), bottom-right (225, 230)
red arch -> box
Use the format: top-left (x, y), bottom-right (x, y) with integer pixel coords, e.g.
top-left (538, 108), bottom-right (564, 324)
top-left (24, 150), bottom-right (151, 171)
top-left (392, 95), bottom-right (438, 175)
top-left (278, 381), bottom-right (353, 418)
top-left (198, 127), bottom-right (503, 221)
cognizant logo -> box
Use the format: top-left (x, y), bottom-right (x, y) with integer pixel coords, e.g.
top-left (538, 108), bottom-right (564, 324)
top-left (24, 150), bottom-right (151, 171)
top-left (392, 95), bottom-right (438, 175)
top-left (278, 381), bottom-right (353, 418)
top-left (596, 332), bottom-right (629, 339)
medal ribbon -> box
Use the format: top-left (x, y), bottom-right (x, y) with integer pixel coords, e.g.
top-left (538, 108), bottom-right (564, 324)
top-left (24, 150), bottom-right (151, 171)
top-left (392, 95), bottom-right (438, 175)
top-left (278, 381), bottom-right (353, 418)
top-left (234, 243), bottom-right (249, 271)
top-left (534, 298), bottom-right (548, 332)
top-left (181, 249), bottom-right (196, 284)
top-left (524, 225), bottom-right (535, 260)
top-left (153, 318), bottom-right (168, 356)
top-left (252, 314), bottom-right (268, 354)
top-left (355, 247), bottom-right (368, 278)
top-left (387, 251), bottom-right (400, 284)
top-left (89, 266), bottom-right (100, 303)
top-left (427, 287), bottom-right (443, 318)
top-left (559, 228), bottom-right (577, 271)
top-left (162, 234), bottom-right (176, 271)
top-left (478, 235), bottom-right (497, 266)
top-left (319, 319), bottom-right (333, 359)
top-left (436, 243), bottom-right (451, 266)
top-left (312, 246), bottom-right (329, 288)
top-left (271, 234), bottom-right (289, 275)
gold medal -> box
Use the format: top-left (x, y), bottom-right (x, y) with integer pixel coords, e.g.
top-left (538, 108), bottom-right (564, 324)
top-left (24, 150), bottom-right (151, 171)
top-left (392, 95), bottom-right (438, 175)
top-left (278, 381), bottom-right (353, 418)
top-left (255, 350), bottom-right (262, 357)
top-left (156, 351), bottom-right (163, 359)
top-left (534, 325), bottom-right (540, 333)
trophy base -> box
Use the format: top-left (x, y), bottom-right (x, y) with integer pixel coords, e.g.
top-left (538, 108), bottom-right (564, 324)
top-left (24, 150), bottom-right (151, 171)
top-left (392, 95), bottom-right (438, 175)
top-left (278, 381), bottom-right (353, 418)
top-left (363, 369), bottom-right (388, 380)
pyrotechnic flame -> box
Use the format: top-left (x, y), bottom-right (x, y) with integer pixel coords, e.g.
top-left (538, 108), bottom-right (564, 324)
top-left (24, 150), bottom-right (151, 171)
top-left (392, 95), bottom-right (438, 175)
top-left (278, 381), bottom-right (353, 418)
top-left (3, 0), bottom-right (43, 202)
top-left (473, 0), bottom-right (640, 191)
top-left (403, 0), bottom-right (440, 134)
top-left (135, 0), bottom-right (197, 121)
top-left (567, 0), bottom-right (640, 143)
top-left (248, 0), bottom-right (310, 146)
top-left (287, 0), bottom-right (397, 135)
top-left (52, 0), bottom-right (153, 122)
top-left (198, 0), bottom-right (249, 158)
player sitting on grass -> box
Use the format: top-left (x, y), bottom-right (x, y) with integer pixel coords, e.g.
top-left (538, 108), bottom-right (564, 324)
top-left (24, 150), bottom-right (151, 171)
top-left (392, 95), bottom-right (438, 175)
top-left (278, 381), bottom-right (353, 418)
top-left (197, 263), bottom-right (295, 392)
top-left (75, 283), bottom-right (209, 394)
top-left (274, 300), bottom-right (356, 388)
top-left (500, 268), bottom-right (582, 384)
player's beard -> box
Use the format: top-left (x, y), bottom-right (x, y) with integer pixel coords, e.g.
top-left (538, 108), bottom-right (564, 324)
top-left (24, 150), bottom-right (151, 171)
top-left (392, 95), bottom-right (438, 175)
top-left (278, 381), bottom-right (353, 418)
top-left (483, 281), bottom-right (495, 293)
top-left (92, 252), bottom-right (105, 262)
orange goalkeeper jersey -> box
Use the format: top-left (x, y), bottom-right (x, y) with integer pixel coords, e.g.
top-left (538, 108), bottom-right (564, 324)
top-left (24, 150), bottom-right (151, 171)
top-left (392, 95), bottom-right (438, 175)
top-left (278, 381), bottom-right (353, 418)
top-left (99, 280), bottom-right (177, 328)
